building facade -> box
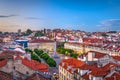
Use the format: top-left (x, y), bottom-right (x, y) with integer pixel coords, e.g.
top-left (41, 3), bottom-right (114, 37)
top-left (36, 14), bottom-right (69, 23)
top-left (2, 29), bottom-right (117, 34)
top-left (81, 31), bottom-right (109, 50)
top-left (28, 39), bottom-right (56, 53)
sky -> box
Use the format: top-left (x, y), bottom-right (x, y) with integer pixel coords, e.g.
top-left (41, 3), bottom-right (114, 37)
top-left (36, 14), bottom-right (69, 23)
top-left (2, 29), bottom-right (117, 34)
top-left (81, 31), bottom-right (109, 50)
top-left (0, 0), bottom-right (120, 32)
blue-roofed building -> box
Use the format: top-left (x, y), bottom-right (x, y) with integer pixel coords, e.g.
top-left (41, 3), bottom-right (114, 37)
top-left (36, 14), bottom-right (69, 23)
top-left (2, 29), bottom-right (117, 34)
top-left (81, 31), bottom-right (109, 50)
top-left (15, 40), bottom-right (28, 48)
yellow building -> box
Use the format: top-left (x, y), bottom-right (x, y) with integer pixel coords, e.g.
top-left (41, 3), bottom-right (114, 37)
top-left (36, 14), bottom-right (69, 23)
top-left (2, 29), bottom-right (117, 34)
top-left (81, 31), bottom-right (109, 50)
top-left (64, 42), bottom-right (89, 55)
top-left (28, 39), bottom-right (56, 53)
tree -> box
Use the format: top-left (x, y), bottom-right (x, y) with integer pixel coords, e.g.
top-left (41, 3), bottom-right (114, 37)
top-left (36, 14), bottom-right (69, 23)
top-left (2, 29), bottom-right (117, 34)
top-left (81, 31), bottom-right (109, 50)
top-left (31, 53), bottom-right (41, 62)
top-left (26, 29), bottom-right (32, 35)
top-left (101, 33), bottom-right (108, 37)
top-left (108, 31), bottom-right (117, 33)
top-left (25, 48), bottom-right (33, 54)
top-left (46, 58), bottom-right (56, 67)
top-left (65, 51), bottom-right (69, 56)
top-left (57, 47), bottom-right (61, 52)
top-left (34, 31), bottom-right (44, 37)
top-left (41, 53), bottom-right (50, 61)
top-left (57, 47), bottom-right (79, 58)
top-left (70, 53), bottom-right (79, 58)
top-left (57, 42), bottom-right (65, 48)
top-left (34, 48), bottom-right (43, 56)
top-left (66, 49), bottom-right (74, 53)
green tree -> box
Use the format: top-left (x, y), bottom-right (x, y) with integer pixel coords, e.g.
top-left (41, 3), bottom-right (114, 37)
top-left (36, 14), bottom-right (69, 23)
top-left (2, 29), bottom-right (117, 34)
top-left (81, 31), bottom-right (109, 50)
top-left (46, 58), bottom-right (56, 67)
top-left (66, 49), bottom-right (74, 53)
top-left (34, 31), bottom-right (44, 37)
top-left (34, 48), bottom-right (43, 56)
top-left (101, 33), bottom-right (108, 37)
top-left (41, 53), bottom-right (50, 61)
top-left (65, 51), bottom-right (69, 56)
top-left (26, 29), bottom-right (32, 35)
top-left (57, 47), bottom-right (61, 52)
top-left (57, 42), bottom-right (65, 48)
top-left (70, 53), bottom-right (79, 58)
top-left (31, 53), bottom-right (41, 62)
top-left (25, 48), bottom-right (33, 54)
top-left (57, 47), bottom-right (79, 58)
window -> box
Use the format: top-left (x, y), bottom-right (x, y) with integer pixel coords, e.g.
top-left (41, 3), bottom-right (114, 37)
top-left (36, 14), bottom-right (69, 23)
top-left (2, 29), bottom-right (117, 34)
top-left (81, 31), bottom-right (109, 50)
top-left (26, 71), bottom-right (29, 75)
top-left (13, 66), bottom-right (15, 70)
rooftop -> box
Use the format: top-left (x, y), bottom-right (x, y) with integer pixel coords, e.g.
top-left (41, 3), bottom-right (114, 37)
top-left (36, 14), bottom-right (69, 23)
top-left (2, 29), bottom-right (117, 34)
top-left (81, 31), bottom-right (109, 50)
top-left (26, 73), bottom-right (50, 80)
top-left (0, 71), bottom-right (13, 80)
top-left (29, 39), bottom-right (54, 43)
top-left (22, 58), bottom-right (49, 72)
top-left (112, 56), bottom-right (120, 61)
top-left (105, 72), bottom-right (120, 80)
top-left (59, 58), bottom-right (84, 73)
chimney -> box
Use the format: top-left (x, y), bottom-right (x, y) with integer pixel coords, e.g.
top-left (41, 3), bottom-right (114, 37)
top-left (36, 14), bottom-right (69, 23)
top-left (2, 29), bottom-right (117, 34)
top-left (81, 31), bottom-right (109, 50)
top-left (88, 51), bottom-right (95, 61)
top-left (114, 76), bottom-right (116, 80)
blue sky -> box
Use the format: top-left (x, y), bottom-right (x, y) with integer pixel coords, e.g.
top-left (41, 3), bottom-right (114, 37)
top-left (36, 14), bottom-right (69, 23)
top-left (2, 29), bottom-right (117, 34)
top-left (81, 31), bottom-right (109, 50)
top-left (0, 0), bottom-right (120, 32)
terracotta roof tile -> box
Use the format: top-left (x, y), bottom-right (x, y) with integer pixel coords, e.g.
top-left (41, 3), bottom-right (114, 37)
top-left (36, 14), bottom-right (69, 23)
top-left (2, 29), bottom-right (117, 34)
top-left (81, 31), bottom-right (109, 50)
top-left (88, 51), bottom-right (106, 59)
top-left (79, 63), bottom-right (97, 70)
top-left (83, 38), bottom-right (103, 43)
top-left (90, 70), bottom-right (108, 77)
top-left (26, 73), bottom-right (50, 80)
top-left (82, 73), bottom-right (89, 80)
top-left (0, 71), bottom-right (13, 80)
top-left (22, 58), bottom-right (49, 72)
top-left (105, 72), bottom-right (120, 80)
top-left (0, 60), bottom-right (7, 67)
top-left (29, 39), bottom-right (54, 43)
top-left (103, 63), bottom-right (119, 71)
top-left (59, 58), bottom-right (85, 73)
top-left (112, 56), bottom-right (120, 61)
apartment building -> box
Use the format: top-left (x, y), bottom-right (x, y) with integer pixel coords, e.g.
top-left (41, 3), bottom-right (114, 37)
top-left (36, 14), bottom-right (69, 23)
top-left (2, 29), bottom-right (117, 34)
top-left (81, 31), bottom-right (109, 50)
top-left (64, 42), bottom-right (89, 55)
top-left (28, 39), bottom-right (56, 53)
top-left (59, 58), bottom-right (84, 80)
top-left (59, 51), bottom-right (120, 80)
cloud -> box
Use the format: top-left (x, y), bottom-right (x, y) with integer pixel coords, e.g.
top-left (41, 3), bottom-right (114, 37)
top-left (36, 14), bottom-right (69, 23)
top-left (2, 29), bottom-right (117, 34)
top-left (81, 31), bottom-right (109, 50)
top-left (97, 19), bottom-right (120, 31)
top-left (101, 19), bottom-right (120, 26)
top-left (0, 14), bottom-right (17, 18)
top-left (25, 17), bottom-right (47, 20)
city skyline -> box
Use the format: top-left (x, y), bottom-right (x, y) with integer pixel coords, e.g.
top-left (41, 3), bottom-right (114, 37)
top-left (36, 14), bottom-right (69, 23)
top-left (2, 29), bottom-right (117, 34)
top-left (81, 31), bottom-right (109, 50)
top-left (0, 0), bottom-right (120, 32)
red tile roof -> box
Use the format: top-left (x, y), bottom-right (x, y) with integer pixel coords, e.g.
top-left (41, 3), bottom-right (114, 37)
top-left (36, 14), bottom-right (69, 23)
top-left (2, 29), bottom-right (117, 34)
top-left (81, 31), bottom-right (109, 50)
top-left (29, 39), bottom-right (54, 43)
top-left (108, 45), bottom-right (113, 50)
top-left (0, 60), bottom-right (7, 67)
top-left (94, 52), bottom-right (106, 58)
top-left (114, 46), bottom-right (120, 51)
top-left (90, 70), bottom-right (108, 77)
top-left (89, 62), bottom-right (119, 77)
top-left (88, 51), bottom-right (106, 59)
top-left (59, 58), bottom-right (85, 73)
top-left (26, 73), bottom-right (50, 80)
top-left (83, 38), bottom-right (103, 43)
top-left (105, 72), bottom-right (120, 80)
top-left (79, 63), bottom-right (97, 70)
top-left (103, 63), bottom-right (119, 71)
top-left (79, 62), bottom-right (120, 79)
top-left (22, 58), bottom-right (49, 72)
top-left (13, 55), bottom-right (23, 60)
top-left (65, 42), bottom-right (87, 46)
top-left (82, 73), bottom-right (89, 80)
top-left (112, 56), bottom-right (120, 61)
top-left (0, 71), bottom-right (13, 80)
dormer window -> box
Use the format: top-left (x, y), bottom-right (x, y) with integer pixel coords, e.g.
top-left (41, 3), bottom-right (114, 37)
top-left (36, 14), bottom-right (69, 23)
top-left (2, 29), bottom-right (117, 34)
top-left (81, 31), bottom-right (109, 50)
top-left (67, 66), bottom-right (72, 70)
